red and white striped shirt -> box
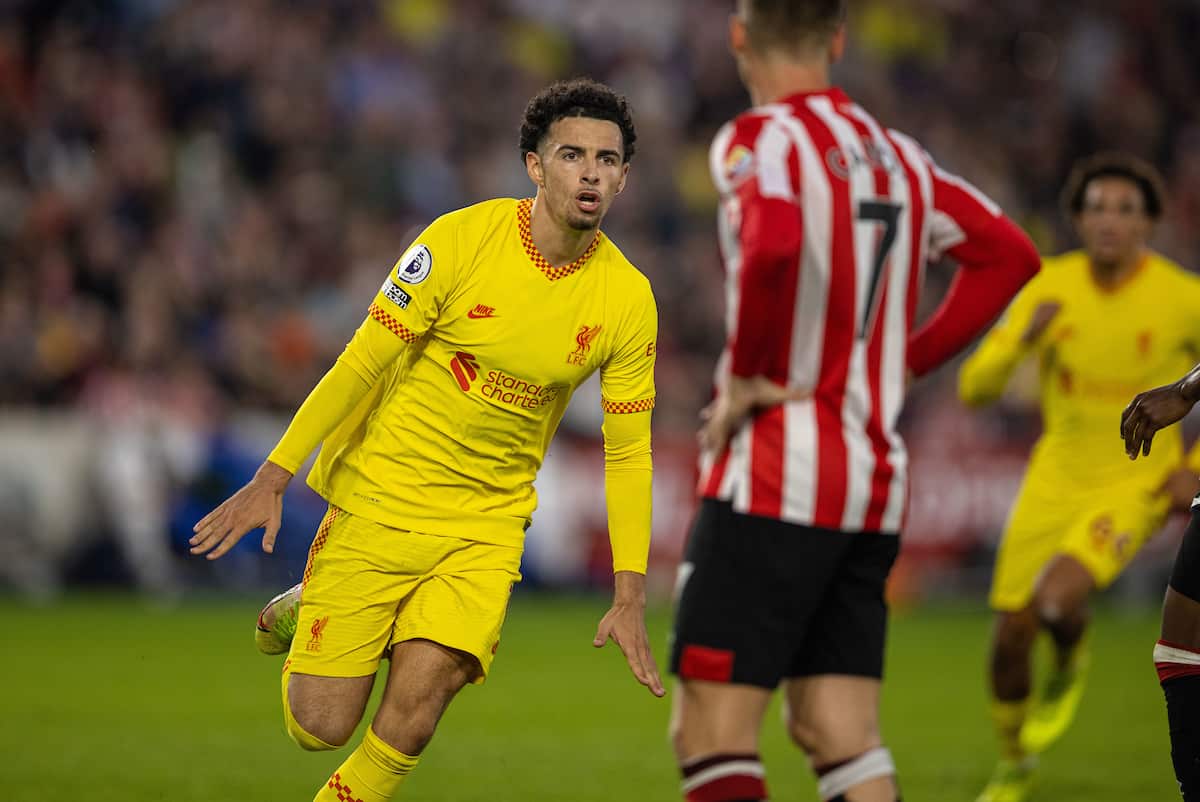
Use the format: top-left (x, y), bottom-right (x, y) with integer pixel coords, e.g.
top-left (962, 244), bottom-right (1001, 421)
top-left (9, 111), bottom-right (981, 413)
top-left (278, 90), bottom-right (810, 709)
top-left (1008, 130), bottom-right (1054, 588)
top-left (698, 87), bottom-right (1038, 534)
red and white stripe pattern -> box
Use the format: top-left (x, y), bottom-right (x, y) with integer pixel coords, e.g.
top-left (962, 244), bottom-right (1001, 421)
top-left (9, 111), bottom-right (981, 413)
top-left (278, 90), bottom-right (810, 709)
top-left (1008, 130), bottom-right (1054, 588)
top-left (1155, 639), bottom-right (1200, 683)
top-left (698, 88), bottom-right (1001, 534)
top-left (681, 753), bottom-right (767, 802)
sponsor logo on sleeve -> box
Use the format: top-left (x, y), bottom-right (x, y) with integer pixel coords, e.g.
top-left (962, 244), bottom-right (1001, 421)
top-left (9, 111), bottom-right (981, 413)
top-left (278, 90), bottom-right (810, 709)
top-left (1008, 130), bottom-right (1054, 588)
top-left (395, 244), bottom-right (432, 285)
top-left (724, 145), bottom-right (754, 186)
top-left (381, 278), bottom-right (412, 309)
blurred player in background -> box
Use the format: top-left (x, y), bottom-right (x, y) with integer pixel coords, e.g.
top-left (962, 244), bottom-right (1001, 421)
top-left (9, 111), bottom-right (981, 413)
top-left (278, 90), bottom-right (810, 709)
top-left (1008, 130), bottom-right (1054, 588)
top-left (189, 78), bottom-right (664, 802)
top-left (1123, 356), bottom-right (1200, 802)
top-left (960, 153), bottom-right (1200, 802)
top-left (667, 2), bottom-right (1039, 802)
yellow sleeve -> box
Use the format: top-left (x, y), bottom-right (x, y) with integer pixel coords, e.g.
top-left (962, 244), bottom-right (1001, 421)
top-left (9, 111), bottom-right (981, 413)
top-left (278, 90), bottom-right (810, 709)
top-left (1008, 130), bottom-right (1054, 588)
top-left (599, 279), bottom-right (657, 411)
top-left (268, 313), bottom-right (411, 473)
top-left (957, 277), bottom-right (1044, 407)
top-left (367, 212), bottom-right (461, 335)
top-left (268, 213), bottom-right (462, 473)
top-left (603, 409), bottom-right (653, 574)
top-left (599, 278), bottom-right (658, 574)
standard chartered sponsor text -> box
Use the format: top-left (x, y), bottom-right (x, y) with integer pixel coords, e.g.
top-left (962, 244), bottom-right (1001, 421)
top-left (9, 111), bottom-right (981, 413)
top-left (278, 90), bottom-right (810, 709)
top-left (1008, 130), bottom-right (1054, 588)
top-left (480, 369), bottom-right (562, 409)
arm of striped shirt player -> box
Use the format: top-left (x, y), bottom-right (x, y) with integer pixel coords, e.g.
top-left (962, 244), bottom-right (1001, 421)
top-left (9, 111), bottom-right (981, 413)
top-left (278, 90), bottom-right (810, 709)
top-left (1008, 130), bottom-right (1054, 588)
top-left (602, 409), bottom-right (653, 574)
top-left (267, 305), bottom-right (413, 474)
top-left (729, 194), bottom-right (805, 379)
top-left (906, 163), bottom-right (1041, 378)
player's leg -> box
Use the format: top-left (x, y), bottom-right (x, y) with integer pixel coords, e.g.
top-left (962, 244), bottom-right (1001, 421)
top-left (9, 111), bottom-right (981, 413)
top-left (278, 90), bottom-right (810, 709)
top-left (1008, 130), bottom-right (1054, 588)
top-left (285, 669), bottom-right (375, 750)
top-left (668, 500), bottom-right (848, 802)
top-left (1032, 553), bottom-right (1094, 667)
top-left (987, 606), bottom-right (1039, 756)
top-left (1156, 508), bottom-right (1200, 801)
top-left (1024, 500), bottom-right (1159, 754)
top-left (281, 508), bottom-right (420, 753)
top-left (670, 681), bottom-right (774, 801)
top-left (314, 532), bottom-right (523, 801)
top-left (782, 530), bottom-right (900, 802)
top-left (784, 677), bottom-right (893, 801)
top-left (1016, 552), bottom-right (1093, 756)
top-left (977, 492), bottom-right (1066, 802)
top-left (314, 640), bottom-right (478, 802)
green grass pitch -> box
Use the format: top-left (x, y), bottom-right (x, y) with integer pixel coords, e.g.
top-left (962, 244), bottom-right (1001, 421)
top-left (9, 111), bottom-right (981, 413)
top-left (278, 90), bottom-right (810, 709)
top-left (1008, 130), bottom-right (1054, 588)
top-left (0, 594), bottom-right (1177, 801)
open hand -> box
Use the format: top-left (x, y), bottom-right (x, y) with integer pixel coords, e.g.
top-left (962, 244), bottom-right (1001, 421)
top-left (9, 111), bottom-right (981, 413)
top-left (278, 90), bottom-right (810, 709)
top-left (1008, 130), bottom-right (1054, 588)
top-left (699, 376), bottom-right (810, 455)
top-left (189, 462), bottom-right (291, 560)
top-left (593, 601), bottom-right (665, 698)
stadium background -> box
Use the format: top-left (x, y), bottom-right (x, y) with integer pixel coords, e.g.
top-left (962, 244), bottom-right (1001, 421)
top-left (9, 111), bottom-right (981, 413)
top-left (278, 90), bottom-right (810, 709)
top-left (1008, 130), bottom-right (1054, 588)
top-left (1, 1), bottom-right (1196, 800)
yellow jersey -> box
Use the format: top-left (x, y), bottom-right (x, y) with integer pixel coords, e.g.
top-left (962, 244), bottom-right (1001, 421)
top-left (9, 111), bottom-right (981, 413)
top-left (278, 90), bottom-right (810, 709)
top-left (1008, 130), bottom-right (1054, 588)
top-left (959, 249), bottom-right (1200, 491)
top-left (270, 198), bottom-right (657, 564)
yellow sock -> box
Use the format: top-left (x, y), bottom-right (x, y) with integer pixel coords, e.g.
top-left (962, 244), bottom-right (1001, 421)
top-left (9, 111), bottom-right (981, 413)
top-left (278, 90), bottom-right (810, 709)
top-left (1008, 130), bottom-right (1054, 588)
top-left (314, 726), bottom-right (419, 802)
top-left (991, 698), bottom-right (1029, 761)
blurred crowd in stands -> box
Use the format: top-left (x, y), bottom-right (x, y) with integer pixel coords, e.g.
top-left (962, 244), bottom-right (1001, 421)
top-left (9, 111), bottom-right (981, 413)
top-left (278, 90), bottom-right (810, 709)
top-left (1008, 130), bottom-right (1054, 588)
top-left (2, 0), bottom-right (1198, 598)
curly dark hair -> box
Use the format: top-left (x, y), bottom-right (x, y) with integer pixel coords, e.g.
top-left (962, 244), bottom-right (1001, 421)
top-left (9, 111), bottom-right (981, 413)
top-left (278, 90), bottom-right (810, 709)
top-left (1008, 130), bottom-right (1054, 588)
top-left (1062, 152), bottom-right (1166, 220)
top-left (519, 78), bottom-right (637, 163)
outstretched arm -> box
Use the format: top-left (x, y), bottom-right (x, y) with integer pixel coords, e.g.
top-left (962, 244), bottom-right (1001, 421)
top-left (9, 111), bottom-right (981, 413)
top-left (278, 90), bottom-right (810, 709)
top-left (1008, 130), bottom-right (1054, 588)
top-left (1122, 362), bottom-right (1200, 460)
top-left (191, 218), bottom-right (458, 560)
top-left (189, 312), bottom-right (409, 560)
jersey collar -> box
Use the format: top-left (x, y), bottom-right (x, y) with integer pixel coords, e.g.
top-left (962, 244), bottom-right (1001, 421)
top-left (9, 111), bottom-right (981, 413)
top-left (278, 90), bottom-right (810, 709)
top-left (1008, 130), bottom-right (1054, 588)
top-left (776, 86), bottom-right (851, 108)
top-left (516, 198), bottom-right (604, 281)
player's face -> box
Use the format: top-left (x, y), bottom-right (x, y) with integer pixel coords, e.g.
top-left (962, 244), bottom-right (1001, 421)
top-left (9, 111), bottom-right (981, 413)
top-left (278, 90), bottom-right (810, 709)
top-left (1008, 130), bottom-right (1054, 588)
top-left (528, 116), bottom-right (629, 231)
top-left (1076, 177), bottom-right (1152, 268)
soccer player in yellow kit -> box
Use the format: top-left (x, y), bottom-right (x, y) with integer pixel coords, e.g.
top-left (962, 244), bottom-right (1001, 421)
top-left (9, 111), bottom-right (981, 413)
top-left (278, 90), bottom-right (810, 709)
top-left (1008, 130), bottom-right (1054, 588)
top-left (188, 78), bottom-right (664, 802)
top-left (960, 154), bottom-right (1200, 802)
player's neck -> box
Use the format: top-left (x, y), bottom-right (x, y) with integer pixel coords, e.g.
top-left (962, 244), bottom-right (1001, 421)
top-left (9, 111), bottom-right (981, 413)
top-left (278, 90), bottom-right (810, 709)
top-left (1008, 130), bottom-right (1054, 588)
top-left (747, 55), bottom-right (832, 106)
top-left (1089, 250), bottom-right (1146, 290)
top-left (529, 196), bottom-right (596, 267)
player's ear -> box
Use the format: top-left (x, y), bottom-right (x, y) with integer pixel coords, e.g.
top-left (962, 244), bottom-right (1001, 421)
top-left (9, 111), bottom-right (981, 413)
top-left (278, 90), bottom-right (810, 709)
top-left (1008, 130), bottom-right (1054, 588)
top-left (616, 162), bottom-right (630, 195)
top-left (525, 150), bottom-right (545, 188)
top-left (728, 12), bottom-right (748, 58)
top-left (830, 24), bottom-right (847, 63)
top-left (1136, 211), bottom-right (1155, 240)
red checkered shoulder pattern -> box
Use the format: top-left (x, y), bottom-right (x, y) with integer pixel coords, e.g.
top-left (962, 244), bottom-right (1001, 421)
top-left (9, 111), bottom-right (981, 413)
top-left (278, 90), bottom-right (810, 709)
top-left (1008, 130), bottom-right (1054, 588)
top-left (368, 302), bottom-right (419, 343)
top-left (516, 198), bottom-right (603, 281)
top-left (601, 397), bottom-right (656, 414)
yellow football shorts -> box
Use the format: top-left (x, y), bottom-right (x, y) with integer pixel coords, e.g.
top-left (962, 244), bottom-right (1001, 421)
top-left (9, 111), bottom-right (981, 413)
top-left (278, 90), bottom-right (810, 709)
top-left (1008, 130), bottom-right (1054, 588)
top-left (989, 477), bottom-right (1168, 611)
top-left (286, 506), bottom-right (522, 682)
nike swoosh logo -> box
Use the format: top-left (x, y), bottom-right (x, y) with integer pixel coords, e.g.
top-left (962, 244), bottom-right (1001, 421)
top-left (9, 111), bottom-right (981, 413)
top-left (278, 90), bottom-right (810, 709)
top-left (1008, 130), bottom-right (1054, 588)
top-left (467, 311), bottom-right (498, 319)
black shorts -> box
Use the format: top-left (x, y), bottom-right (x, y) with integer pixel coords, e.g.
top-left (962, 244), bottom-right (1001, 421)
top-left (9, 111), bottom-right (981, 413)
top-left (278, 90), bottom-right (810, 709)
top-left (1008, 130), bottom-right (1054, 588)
top-left (669, 499), bottom-right (900, 689)
top-left (1170, 506), bottom-right (1200, 602)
